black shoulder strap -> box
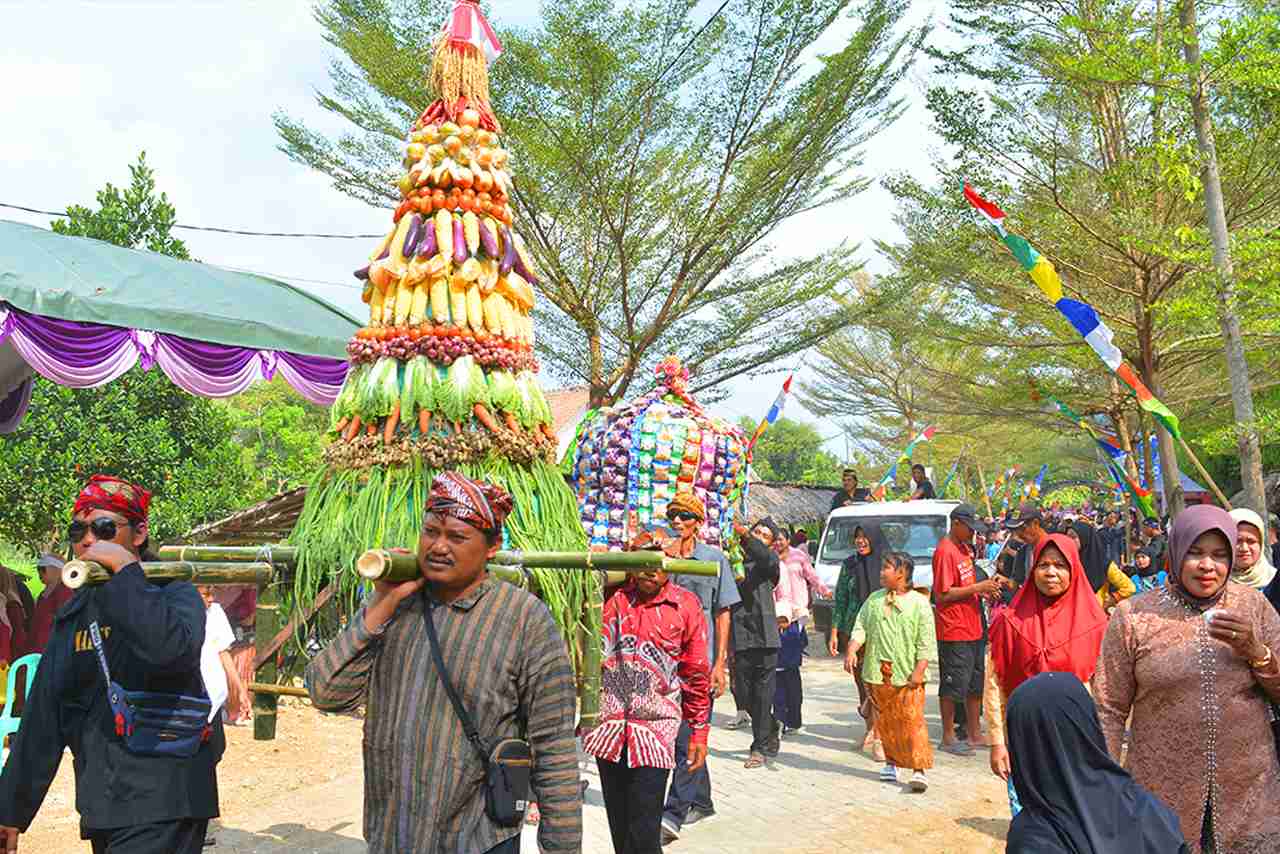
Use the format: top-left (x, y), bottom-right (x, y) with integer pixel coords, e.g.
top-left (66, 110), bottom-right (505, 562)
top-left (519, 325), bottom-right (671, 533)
top-left (421, 593), bottom-right (489, 764)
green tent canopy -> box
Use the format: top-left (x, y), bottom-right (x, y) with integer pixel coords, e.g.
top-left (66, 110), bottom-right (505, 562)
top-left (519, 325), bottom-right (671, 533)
top-left (0, 218), bottom-right (359, 431)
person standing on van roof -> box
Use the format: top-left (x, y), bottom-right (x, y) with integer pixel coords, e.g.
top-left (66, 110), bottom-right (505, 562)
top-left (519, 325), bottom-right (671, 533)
top-left (932, 504), bottom-right (1001, 756)
top-left (909, 465), bottom-right (935, 501)
top-left (830, 469), bottom-right (871, 512)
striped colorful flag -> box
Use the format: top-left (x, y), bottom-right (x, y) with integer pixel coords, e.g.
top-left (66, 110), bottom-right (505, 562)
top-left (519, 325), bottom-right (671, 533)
top-left (1106, 459), bottom-right (1157, 519)
top-left (871, 462), bottom-right (898, 501)
top-left (897, 425), bottom-right (938, 464)
top-left (939, 458), bottom-right (961, 497)
top-left (1032, 382), bottom-right (1130, 462)
top-left (1028, 464), bottom-right (1048, 499)
top-left (964, 185), bottom-right (1182, 440)
top-left (747, 374), bottom-right (793, 452)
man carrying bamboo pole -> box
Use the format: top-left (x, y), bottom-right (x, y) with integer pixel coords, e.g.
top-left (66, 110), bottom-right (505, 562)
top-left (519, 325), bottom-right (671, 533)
top-left (630, 493), bottom-right (739, 844)
top-left (305, 471), bottom-right (581, 854)
top-left (0, 475), bottom-right (221, 854)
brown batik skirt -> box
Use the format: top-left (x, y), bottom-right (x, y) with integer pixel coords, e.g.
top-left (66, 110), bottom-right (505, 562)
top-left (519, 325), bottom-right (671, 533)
top-left (869, 660), bottom-right (933, 770)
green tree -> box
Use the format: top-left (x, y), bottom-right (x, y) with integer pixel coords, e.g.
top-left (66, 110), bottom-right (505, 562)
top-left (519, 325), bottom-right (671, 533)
top-left (739, 416), bottom-right (841, 484)
top-left (0, 370), bottom-right (257, 549)
top-left (221, 377), bottom-right (330, 495)
top-left (0, 155), bottom-right (257, 548)
top-left (275, 0), bottom-right (924, 404)
top-left (50, 151), bottom-right (190, 258)
top-left (847, 0), bottom-right (1280, 510)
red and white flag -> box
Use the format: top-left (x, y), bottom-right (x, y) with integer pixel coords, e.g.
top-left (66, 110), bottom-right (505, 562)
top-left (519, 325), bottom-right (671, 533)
top-left (446, 0), bottom-right (503, 63)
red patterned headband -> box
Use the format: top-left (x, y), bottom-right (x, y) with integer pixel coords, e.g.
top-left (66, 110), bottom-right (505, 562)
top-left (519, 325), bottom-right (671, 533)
top-left (73, 475), bottom-right (151, 525)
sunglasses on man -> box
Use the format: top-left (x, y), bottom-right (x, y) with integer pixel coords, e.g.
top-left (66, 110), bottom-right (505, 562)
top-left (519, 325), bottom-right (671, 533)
top-left (666, 511), bottom-right (700, 523)
top-left (68, 517), bottom-right (130, 544)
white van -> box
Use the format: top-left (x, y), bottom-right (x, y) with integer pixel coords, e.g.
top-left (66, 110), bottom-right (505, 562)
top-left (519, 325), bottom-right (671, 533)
top-left (811, 500), bottom-right (963, 632)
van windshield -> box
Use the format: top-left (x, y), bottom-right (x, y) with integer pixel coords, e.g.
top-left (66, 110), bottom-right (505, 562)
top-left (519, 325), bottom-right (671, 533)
top-left (820, 515), bottom-right (950, 565)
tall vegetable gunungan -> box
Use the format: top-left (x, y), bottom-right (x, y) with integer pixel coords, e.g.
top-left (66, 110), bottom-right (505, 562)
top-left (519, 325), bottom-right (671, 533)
top-left (290, 0), bottom-right (593, 654)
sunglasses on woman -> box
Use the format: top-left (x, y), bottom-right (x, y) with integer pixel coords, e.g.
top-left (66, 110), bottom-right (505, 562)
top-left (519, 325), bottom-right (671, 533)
top-left (68, 517), bottom-right (130, 543)
top-left (667, 511), bottom-right (700, 523)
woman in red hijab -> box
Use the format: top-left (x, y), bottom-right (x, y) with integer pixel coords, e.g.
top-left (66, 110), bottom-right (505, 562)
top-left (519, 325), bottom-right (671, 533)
top-left (984, 534), bottom-right (1108, 812)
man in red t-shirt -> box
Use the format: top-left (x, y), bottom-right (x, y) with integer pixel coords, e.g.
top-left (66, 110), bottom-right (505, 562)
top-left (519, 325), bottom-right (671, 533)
top-left (932, 504), bottom-right (1000, 755)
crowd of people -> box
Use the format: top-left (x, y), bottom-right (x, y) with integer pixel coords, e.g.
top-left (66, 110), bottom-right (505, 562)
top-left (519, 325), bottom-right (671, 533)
top-left (1, 467), bottom-right (1278, 854)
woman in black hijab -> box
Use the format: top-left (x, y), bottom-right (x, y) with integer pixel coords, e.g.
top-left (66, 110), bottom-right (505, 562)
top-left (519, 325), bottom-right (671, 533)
top-left (829, 521), bottom-right (888, 751)
top-left (1068, 520), bottom-right (1135, 610)
top-left (1005, 672), bottom-right (1187, 854)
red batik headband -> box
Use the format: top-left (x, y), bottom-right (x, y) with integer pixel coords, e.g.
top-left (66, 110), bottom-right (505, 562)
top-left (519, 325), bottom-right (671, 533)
top-left (72, 475), bottom-right (151, 525)
top-left (424, 471), bottom-right (512, 534)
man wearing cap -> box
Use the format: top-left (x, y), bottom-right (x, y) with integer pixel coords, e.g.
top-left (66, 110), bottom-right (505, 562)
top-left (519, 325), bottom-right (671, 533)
top-left (829, 469), bottom-right (871, 512)
top-left (730, 518), bottom-right (782, 768)
top-left (1141, 517), bottom-right (1167, 568)
top-left (306, 471), bottom-right (581, 854)
top-left (28, 553), bottom-right (73, 653)
top-left (0, 475), bottom-right (221, 854)
top-left (634, 493), bottom-right (738, 844)
top-left (1001, 502), bottom-right (1046, 587)
top-left (931, 504), bottom-right (1001, 756)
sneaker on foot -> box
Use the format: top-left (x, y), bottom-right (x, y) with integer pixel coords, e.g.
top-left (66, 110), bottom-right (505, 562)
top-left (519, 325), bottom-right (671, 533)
top-left (940, 740), bottom-right (974, 756)
top-left (725, 711), bottom-right (750, 730)
top-left (910, 771), bottom-right (928, 792)
top-left (783, 725), bottom-right (803, 735)
top-left (686, 806), bottom-right (716, 825)
top-left (661, 817), bottom-right (680, 844)
top-left (878, 763), bottom-right (898, 782)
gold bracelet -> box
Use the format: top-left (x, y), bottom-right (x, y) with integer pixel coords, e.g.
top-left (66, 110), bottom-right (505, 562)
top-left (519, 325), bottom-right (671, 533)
top-left (1249, 647), bottom-right (1274, 670)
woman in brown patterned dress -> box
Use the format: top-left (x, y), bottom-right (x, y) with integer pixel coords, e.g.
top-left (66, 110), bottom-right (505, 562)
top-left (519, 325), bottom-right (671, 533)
top-left (1092, 505), bottom-right (1280, 853)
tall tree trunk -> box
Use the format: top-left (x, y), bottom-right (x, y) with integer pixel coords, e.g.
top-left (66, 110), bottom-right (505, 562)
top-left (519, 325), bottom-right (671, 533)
top-left (587, 332), bottom-right (608, 407)
top-left (1180, 0), bottom-right (1267, 517)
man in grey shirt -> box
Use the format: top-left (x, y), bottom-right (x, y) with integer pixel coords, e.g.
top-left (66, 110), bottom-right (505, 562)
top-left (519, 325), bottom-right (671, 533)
top-left (637, 492), bottom-right (739, 843)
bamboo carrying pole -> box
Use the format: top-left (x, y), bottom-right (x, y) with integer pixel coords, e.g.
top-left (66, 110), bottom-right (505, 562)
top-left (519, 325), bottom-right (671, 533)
top-left (249, 682), bottom-right (309, 698)
top-left (62, 560), bottom-right (274, 590)
top-left (355, 549), bottom-right (721, 584)
top-left (1176, 436), bottom-right (1233, 510)
top-left (157, 545), bottom-right (298, 566)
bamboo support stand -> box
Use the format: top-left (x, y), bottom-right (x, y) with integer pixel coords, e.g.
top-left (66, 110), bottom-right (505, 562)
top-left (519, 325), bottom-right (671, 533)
top-left (249, 682), bottom-right (309, 698)
top-left (62, 560), bottom-right (274, 590)
top-left (254, 583), bottom-right (282, 741)
top-left (355, 548), bottom-right (721, 584)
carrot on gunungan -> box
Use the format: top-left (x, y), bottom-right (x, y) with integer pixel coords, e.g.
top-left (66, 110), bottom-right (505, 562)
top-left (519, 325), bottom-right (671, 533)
top-left (335, 416), bottom-right (350, 434)
top-left (418, 408), bottom-right (432, 435)
top-left (342, 415), bottom-right (363, 442)
top-left (384, 401), bottom-right (401, 444)
top-left (473, 403), bottom-right (501, 433)
top-left (366, 421), bottom-right (378, 437)
top-left (503, 411), bottom-right (520, 433)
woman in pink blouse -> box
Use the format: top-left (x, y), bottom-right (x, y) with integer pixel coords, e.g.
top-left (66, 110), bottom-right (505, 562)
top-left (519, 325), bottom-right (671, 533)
top-left (1092, 505), bottom-right (1280, 853)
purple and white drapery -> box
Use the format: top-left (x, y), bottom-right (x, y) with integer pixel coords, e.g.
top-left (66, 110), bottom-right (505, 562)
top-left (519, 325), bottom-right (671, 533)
top-left (0, 304), bottom-right (348, 433)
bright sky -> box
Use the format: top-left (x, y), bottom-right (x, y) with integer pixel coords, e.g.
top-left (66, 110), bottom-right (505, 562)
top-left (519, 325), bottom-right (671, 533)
top-left (0, 0), bottom-right (943, 457)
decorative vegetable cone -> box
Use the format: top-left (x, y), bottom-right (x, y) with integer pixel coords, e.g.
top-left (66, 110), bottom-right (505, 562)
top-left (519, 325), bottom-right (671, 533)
top-left (292, 0), bottom-right (593, 653)
top-left (571, 357), bottom-right (751, 555)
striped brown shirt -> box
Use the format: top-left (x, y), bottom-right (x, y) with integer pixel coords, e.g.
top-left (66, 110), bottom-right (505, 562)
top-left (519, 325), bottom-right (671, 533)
top-left (305, 576), bottom-right (582, 853)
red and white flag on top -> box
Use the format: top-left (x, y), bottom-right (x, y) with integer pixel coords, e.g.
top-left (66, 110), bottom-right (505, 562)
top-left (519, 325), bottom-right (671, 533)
top-left (962, 183), bottom-right (1008, 237)
top-left (447, 0), bottom-right (503, 63)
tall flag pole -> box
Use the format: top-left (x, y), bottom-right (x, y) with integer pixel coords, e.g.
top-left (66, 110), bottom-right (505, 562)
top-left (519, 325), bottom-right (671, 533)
top-left (964, 184), bottom-right (1182, 439)
top-left (747, 373), bottom-right (793, 454)
top-left (939, 457), bottom-right (961, 498)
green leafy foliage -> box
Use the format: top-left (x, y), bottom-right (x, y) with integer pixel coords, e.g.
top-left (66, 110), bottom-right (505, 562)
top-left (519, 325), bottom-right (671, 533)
top-left (0, 369), bottom-right (257, 550)
top-left (738, 416), bottom-right (841, 485)
top-left (50, 152), bottom-right (190, 258)
top-left (220, 378), bottom-right (330, 496)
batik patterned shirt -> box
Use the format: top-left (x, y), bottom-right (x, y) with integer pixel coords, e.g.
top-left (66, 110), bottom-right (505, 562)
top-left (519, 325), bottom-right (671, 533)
top-left (582, 581), bottom-right (711, 769)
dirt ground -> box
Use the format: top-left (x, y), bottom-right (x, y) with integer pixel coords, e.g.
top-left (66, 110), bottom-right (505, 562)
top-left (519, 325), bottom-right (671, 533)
top-left (18, 697), bottom-right (365, 852)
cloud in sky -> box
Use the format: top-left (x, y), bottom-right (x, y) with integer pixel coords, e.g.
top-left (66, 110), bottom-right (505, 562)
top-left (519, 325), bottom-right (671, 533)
top-left (0, 0), bottom-right (943, 457)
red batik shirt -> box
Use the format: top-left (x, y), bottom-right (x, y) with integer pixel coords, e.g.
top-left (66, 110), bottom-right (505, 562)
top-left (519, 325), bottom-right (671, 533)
top-left (582, 580), bottom-right (711, 769)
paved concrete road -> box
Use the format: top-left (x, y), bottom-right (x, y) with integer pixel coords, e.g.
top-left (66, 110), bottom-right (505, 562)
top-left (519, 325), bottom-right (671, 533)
top-left (207, 652), bottom-right (1009, 853)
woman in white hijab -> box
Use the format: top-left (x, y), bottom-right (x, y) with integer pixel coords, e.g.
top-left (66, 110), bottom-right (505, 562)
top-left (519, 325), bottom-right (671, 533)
top-left (1230, 508), bottom-right (1276, 590)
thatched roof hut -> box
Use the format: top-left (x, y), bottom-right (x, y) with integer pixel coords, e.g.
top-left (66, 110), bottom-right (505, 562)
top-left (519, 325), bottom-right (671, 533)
top-left (744, 481), bottom-right (838, 527)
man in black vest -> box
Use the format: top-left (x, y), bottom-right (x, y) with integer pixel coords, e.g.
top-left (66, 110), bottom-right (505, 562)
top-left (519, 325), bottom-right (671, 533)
top-left (0, 475), bottom-right (219, 854)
